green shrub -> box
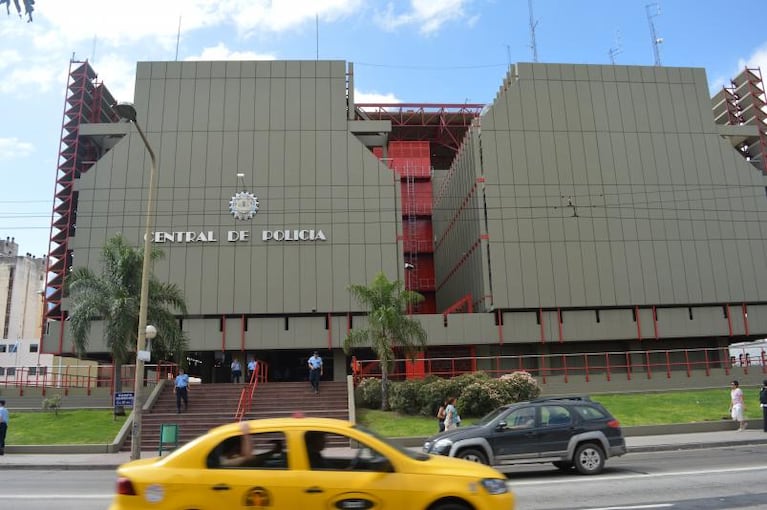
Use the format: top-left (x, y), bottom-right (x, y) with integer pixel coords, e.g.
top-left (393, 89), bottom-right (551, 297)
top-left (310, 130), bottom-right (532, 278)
top-left (388, 379), bottom-right (423, 415)
top-left (457, 378), bottom-right (512, 417)
top-left (419, 377), bottom-right (453, 417)
top-left (42, 394), bottom-right (63, 415)
top-left (354, 377), bottom-right (382, 409)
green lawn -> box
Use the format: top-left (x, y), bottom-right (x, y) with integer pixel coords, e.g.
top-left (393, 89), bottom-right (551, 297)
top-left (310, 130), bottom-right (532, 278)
top-left (4, 388), bottom-right (763, 445)
top-left (6, 410), bottom-right (127, 445)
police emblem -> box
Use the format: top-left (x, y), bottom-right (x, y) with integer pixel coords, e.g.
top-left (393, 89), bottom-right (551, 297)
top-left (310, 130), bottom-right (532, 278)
top-left (229, 191), bottom-right (259, 220)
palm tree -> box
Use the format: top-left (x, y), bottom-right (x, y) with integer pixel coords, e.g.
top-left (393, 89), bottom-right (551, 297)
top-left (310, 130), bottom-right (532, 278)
top-left (344, 272), bottom-right (427, 410)
top-left (67, 234), bottom-right (188, 414)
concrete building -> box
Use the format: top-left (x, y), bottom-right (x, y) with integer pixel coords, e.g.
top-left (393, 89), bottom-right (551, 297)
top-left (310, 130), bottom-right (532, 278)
top-left (40, 60), bottom-right (767, 385)
top-left (0, 237), bottom-right (45, 344)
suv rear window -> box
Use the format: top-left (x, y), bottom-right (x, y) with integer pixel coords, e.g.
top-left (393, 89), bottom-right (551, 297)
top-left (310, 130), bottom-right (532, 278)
top-left (575, 405), bottom-right (608, 421)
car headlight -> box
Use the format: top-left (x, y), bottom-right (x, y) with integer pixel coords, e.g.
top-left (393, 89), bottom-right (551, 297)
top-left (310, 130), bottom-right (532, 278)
top-left (431, 438), bottom-right (453, 455)
top-left (481, 478), bottom-right (509, 495)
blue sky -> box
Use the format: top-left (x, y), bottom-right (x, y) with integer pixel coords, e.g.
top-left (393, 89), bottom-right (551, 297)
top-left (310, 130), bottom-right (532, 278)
top-left (2, 0), bottom-right (766, 258)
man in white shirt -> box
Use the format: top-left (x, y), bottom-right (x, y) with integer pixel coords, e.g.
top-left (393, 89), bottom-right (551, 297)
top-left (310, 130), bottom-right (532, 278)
top-left (307, 351), bottom-right (323, 394)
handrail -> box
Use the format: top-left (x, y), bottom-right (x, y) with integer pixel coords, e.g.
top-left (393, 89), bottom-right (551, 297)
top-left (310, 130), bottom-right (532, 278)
top-left (234, 362), bottom-right (268, 421)
top-left (355, 347), bottom-right (767, 382)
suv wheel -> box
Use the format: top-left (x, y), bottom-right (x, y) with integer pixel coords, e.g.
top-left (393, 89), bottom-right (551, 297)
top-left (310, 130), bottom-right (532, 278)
top-left (573, 443), bottom-right (604, 475)
top-left (457, 448), bottom-right (488, 464)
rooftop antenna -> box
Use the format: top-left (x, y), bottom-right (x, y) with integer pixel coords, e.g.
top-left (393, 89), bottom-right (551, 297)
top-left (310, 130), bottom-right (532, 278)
top-left (175, 16), bottom-right (182, 61)
top-left (608, 30), bottom-right (623, 65)
top-left (645, 3), bottom-right (663, 66)
top-left (528, 0), bottom-right (539, 62)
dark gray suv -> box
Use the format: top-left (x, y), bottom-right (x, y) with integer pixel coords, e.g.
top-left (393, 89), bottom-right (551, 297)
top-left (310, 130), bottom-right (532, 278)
top-left (422, 396), bottom-right (627, 475)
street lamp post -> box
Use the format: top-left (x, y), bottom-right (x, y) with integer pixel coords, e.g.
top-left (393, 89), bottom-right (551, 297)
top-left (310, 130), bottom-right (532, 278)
top-left (114, 102), bottom-right (158, 461)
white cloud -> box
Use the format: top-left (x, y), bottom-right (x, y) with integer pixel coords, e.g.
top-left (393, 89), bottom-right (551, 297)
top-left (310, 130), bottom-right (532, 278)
top-left (91, 53), bottom-right (141, 104)
top-left (377, 0), bottom-right (472, 35)
top-left (231, 0), bottom-right (364, 34)
top-left (740, 43), bottom-right (767, 76)
top-left (0, 137), bottom-right (35, 160)
top-left (186, 43), bottom-right (276, 61)
top-left (355, 90), bottom-right (402, 104)
top-left (0, 64), bottom-right (58, 95)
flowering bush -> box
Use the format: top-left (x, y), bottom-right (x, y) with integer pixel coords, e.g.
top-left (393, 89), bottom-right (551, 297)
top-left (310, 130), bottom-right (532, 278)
top-left (354, 377), bottom-right (382, 409)
top-left (499, 371), bottom-right (541, 402)
top-left (354, 370), bottom-right (542, 417)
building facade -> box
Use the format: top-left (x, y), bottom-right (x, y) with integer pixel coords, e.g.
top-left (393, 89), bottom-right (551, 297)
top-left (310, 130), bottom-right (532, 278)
top-left (1, 237), bottom-right (45, 343)
top-left (41, 60), bottom-right (767, 384)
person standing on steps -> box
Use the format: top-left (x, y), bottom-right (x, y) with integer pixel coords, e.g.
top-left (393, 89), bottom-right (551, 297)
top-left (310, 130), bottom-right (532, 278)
top-left (760, 379), bottom-right (767, 433)
top-left (729, 380), bottom-right (747, 431)
top-left (231, 358), bottom-right (242, 383)
top-left (308, 351), bottom-right (323, 394)
top-left (0, 399), bottom-right (9, 455)
top-left (247, 357), bottom-right (257, 383)
top-left (175, 368), bottom-right (190, 413)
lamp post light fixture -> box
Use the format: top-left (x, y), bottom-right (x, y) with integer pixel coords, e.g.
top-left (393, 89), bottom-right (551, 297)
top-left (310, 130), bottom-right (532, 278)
top-left (114, 101), bottom-right (158, 461)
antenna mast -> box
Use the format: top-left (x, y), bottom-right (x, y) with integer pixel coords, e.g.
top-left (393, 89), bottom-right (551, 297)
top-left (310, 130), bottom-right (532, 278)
top-left (528, 0), bottom-right (538, 63)
top-left (608, 30), bottom-right (623, 65)
top-left (175, 16), bottom-right (182, 61)
top-left (645, 3), bottom-right (663, 66)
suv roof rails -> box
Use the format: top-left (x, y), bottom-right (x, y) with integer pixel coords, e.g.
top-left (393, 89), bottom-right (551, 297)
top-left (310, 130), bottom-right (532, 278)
top-left (531, 395), bottom-right (592, 403)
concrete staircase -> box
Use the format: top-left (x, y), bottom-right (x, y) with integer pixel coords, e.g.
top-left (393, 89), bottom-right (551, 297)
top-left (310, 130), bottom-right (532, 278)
top-left (125, 380), bottom-right (349, 452)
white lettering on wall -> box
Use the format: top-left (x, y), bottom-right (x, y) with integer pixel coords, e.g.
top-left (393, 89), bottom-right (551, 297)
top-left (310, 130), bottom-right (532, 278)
top-left (150, 229), bottom-right (327, 243)
top-left (261, 229), bottom-right (327, 242)
top-left (227, 231), bottom-right (249, 242)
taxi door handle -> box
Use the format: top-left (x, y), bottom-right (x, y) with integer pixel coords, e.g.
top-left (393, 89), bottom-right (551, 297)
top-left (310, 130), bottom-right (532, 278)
top-left (212, 484), bottom-right (232, 491)
top-left (305, 486), bottom-right (324, 494)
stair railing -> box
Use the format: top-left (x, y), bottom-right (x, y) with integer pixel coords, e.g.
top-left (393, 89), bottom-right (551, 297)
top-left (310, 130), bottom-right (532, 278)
top-left (234, 362), bottom-right (266, 421)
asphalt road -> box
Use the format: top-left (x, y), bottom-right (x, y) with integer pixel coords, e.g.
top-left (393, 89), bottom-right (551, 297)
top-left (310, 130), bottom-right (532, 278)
top-left (1, 444), bottom-right (765, 510)
top-left (510, 443), bottom-right (767, 510)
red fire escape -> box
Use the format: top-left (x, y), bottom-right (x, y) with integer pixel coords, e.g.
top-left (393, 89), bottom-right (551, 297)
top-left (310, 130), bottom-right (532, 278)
top-left (43, 60), bottom-right (117, 353)
top-left (722, 67), bottom-right (767, 174)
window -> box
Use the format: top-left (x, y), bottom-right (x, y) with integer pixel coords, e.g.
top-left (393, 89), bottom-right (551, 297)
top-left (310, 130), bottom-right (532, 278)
top-left (29, 366), bottom-right (37, 375)
top-left (576, 406), bottom-right (608, 421)
top-left (29, 344), bottom-right (39, 353)
top-left (304, 431), bottom-right (390, 472)
top-left (542, 405), bottom-right (572, 427)
top-left (39, 366), bottom-right (47, 376)
top-left (0, 344), bottom-right (6, 353)
top-left (0, 367), bottom-right (5, 376)
top-left (208, 431), bottom-right (287, 470)
top-left (504, 408), bottom-right (536, 430)
top-left (8, 342), bottom-right (17, 353)
top-left (6, 367), bottom-right (15, 376)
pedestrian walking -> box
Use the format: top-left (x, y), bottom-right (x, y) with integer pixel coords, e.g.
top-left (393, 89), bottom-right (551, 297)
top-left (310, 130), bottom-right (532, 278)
top-left (307, 351), bottom-right (323, 394)
top-left (247, 357), bottom-right (257, 382)
top-left (760, 379), bottom-right (767, 433)
top-left (231, 358), bottom-right (242, 383)
top-left (444, 397), bottom-right (460, 431)
top-left (0, 399), bottom-right (9, 455)
top-left (175, 368), bottom-right (189, 413)
top-left (436, 399), bottom-right (447, 432)
top-left (729, 380), bottom-right (747, 431)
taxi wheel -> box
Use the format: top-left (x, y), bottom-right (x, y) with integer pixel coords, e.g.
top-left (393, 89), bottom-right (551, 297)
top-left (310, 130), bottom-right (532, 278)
top-left (456, 448), bottom-right (488, 464)
top-left (573, 442), bottom-right (604, 475)
top-left (432, 502), bottom-right (471, 510)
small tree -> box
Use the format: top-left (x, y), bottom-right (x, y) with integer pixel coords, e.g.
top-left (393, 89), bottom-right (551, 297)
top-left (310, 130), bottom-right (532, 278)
top-left (67, 234), bottom-right (188, 415)
top-left (344, 272), bottom-right (427, 410)
top-left (42, 394), bottom-right (62, 415)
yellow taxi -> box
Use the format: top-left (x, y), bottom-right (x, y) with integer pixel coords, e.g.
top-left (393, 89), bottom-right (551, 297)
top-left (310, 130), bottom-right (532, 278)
top-left (109, 416), bottom-right (514, 510)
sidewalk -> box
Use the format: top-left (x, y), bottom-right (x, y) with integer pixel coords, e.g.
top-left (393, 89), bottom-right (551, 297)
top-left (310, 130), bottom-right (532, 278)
top-left (1, 429), bottom-right (766, 470)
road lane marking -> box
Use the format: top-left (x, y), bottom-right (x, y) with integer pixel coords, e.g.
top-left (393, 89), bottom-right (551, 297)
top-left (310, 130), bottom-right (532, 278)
top-left (583, 506), bottom-right (673, 510)
top-left (0, 495), bottom-right (112, 499)
top-left (509, 465), bottom-right (767, 486)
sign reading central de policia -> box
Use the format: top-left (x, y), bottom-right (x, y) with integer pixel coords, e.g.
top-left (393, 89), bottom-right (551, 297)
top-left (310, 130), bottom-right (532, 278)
top-left (147, 191), bottom-right (328, 243)
top-left (150, 229), bottom-right (327, 243)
